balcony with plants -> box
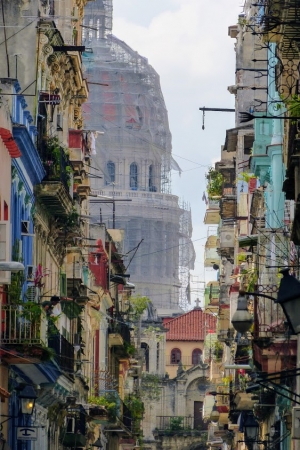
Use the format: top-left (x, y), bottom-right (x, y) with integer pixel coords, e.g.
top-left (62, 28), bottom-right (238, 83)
top-left (204, 168), bottom-right (222, 224)
top-left (0, 266), bottom-right (55, 364)
top-left (88, 391), bottom-right (119, 425)
top-left (35, 136), bottom-right (73, 217)
top-left (154, 416), bottom-right (199, 437)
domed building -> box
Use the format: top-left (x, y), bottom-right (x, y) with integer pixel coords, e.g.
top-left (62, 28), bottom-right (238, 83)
top-left (82, 0), bottom-right (195, 312)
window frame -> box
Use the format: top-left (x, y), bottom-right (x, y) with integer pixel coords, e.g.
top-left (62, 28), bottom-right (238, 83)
top-left (170, 348), bottom-right (181, 365)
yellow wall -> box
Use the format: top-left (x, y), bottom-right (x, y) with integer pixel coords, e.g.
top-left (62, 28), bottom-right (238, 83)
top-left (165, 340), bottom-right (204, 379)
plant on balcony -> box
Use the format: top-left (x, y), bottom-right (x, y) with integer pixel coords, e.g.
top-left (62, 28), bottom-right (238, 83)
top-left (33, 263), bottom-right (49, 289)
top-left (7, 240), bottom-right (25, 303)
top-left (284, 94), bottom-right (300, 123)
top-left (12, 342), bottom-right (56, 361)
top-left (124, 394), bottom-right (144, 421)
top-left (237, 172), bottom-right (257, 183)
top-left (169, 416), bottom-right (184, 431)
top-left (42, 136), bottom-right (72, 186)
top-left (213, 340), bottom-right (223, 360)
top-left (206, 168), bottom-right (223, 198)
top-left (124, 341), bottom-right (136, 356)
top-left (88, 394), bottom-right (117, 422)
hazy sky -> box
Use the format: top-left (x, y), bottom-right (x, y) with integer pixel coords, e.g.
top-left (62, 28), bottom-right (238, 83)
top-left (112, 0), bottom-right (244, 304)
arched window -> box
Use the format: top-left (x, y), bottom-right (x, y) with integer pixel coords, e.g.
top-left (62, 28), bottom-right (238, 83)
top-left (170, 348), bottom-right (181, 364)
top-left (141, 342), bottom-right (149, 372)
top-left (130, 162), bottom-right (138, 189)
top-left (192, 348), bottom-right (202, 365)
top-left (149, 164), bottom-right (154, 190)
top-left (107, 161), bottom-right (115, 183)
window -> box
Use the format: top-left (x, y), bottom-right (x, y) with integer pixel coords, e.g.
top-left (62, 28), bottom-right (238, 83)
top-left (130, 162), bottom-right (138, 189)
top-left (149, 165), bottom-right (153, 189)
top-left (107, 161), bottom-right (115, 183)
top-left (192, 348), bottom-right (202, 365)
top-left (141, 342), bottom-right (149, 372)
top-left (170, 348), bottom-right (181, 364)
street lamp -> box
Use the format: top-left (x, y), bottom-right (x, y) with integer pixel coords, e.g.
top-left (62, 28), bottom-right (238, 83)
top-left (231, 269), bottom-right (300, 335)
top-left (18, 385), bottom-right (37, 415)
top-left (276, 269), bottom-right (300, 334)
top-left (242, 412), bottom-right (259, 450)
top-left (210, 401), bottom-right (220, 423)
top-left (231, 294), bottom-right (253, 333)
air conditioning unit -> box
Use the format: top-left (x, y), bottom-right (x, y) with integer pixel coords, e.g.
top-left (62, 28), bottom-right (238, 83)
top-left (220, 229), bottom-right (235, 248)
top-left (26, 285), bottom-right (39, 303)
top-left (0, 221), bottom-right (11, 284)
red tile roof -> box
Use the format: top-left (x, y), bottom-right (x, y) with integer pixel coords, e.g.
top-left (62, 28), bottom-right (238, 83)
top-left (163, 308), bottom-right (217, 341)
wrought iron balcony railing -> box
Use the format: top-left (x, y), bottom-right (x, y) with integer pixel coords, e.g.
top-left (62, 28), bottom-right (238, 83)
top-left (108, 314), bottom-right (131, 345)
top-left (156, 416), bottom-right (194, 431)
top-left (1, 304), bottom-right (44, 345)
top-left (48, 332), bottom-right (75, 374)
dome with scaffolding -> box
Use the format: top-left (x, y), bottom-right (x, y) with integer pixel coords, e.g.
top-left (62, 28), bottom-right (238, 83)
top-left (83, 0), bottom-right (195, 312)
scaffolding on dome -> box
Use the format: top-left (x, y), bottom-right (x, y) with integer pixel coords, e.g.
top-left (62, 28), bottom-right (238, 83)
top-left (83, 0), bottom-right (195, 311)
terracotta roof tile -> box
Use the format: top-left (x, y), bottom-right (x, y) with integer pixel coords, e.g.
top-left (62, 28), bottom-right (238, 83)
top-left (163, 309), bottom-right (217, 341)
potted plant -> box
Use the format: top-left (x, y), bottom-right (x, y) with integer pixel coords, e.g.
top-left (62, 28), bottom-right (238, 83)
top-left (213, 341), bottom-right (223, 360)
top-left (88, 394), bottom-right (117, 423)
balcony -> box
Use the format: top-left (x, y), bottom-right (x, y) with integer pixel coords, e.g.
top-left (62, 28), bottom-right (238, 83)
top-left (66, 248), bottom-right (85, 297)
top-left (204, 235), bottom-right (220, 268)
top-left (252, 285), bottom-right (297, 371)
top-left (156, 416), bottom-right (194, 435)
top-left (74, 178), bottom-right (91, 201)
top-left (0, 304), bottom-right (48, 363)
top-left (108, 313), bottom-right (131, 348)
top-left (48, 332), bottom-right (75, 375)
top-left (68, 129), bottom-right (85, 174)
top-left (35, 143), bottom-right (73, 217)
top-left (61, 434), bottom-right (86, 448)
top-left (204, 199), bottom-right (220, 224)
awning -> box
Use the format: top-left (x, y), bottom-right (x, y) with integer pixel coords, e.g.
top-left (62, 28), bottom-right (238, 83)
top-left (238, 235), bottom-right (258, 247)
top-left (0, 127), bottom-right (22, 158)
top-left (110, 275), bottom-right (126, 285)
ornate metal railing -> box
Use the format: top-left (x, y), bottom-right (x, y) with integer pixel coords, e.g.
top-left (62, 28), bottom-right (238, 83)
top-left (156, 416), bottom-right (194, 431)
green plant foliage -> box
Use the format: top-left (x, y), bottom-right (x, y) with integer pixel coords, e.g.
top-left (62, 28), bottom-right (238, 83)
top-left (169, 416), bottom-right (184, 431)
top-left (213, 340), bottom-right (223, 358)
top-left (142, 325), bottom-right (164, 341)
top-left (88, 394), bottom-right (117, 420)
top-left (205, 168), bottom-right (223, 198)
top-left (141, 374), bottom-right (161, 401)
top-left (237, 172), bottom-right (257, 183)
top-left (285, 95), bottom-right (300, 123)
top-left (130, 295), bottom-right (151, 320)
top-left (124, 395), bottom-right (144, 421)
top-left (124, 341), bottom-right (136, 356)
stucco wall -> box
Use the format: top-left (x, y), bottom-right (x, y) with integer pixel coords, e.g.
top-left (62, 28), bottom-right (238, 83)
top-left (165, 340), bottom-right (204, 379)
